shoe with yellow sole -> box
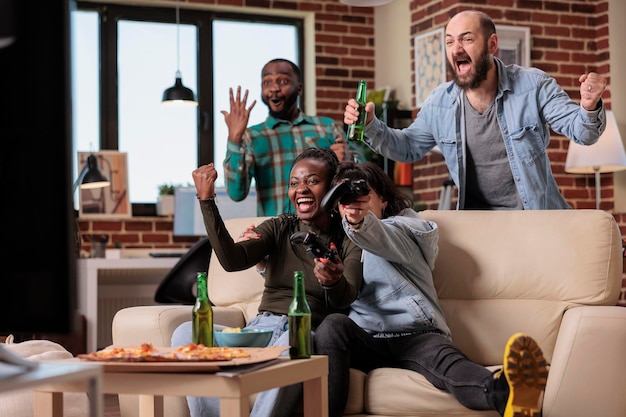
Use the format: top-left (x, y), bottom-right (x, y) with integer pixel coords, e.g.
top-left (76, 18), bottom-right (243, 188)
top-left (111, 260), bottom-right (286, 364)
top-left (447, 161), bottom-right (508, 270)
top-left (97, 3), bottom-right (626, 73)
top-left (501, 333), bottom-right (549, 417)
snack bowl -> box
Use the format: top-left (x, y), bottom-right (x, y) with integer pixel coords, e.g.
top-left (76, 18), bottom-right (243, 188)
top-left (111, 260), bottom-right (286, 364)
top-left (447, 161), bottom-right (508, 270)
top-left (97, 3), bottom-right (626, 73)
top-left (213, 328), bottom-right (273, 348)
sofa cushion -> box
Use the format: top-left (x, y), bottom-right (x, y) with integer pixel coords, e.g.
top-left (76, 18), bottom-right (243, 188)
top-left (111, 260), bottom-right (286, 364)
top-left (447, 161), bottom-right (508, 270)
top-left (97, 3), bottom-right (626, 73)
top-left (419, 209), bottom-right (621, 366)
top-left (365, 367), bottom-right (499, 417)
top-left (0, 338), bottom-right (89, 417)
top-left (206, 217), bottom-right (269, 322)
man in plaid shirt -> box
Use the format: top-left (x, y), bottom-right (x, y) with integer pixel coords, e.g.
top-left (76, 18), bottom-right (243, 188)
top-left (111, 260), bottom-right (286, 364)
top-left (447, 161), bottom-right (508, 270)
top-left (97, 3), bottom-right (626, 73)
top-left (222, 58), bottom-right (351, 216)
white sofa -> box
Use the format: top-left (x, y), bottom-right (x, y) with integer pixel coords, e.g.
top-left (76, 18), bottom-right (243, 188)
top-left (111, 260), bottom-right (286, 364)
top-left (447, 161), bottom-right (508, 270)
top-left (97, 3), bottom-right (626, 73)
top-left (112, 210), bottom-right (626, 417)
top-left (0, 338), bottom-right (89, 417)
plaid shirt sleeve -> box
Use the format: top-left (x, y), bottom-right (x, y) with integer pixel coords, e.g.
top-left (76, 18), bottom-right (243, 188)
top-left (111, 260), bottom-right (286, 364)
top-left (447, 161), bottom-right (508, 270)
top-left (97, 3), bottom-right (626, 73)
top-left (223, 130), bottom-right (254, 203)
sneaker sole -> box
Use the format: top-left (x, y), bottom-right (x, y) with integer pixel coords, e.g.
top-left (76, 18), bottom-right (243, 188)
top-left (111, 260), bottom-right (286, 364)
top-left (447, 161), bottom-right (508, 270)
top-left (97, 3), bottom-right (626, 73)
top-left (502, 333), bottom-right (549, 417)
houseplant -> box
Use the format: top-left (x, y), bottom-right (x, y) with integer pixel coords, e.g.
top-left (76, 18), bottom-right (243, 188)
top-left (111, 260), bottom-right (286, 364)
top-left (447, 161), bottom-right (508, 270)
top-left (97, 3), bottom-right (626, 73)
top-left (156, 183), bottom-right (177, 216)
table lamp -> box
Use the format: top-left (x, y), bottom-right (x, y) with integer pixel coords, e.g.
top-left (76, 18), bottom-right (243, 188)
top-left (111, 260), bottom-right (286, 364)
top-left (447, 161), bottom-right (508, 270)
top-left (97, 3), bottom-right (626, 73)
top-left (565, 110), bottom-right (626, 209)
top-left (73, 154), bottom-right (111, 192)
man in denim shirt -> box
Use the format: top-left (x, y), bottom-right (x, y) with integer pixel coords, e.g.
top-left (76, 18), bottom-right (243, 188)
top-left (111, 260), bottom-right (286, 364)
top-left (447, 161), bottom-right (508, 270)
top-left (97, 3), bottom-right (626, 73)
top-left (344, 10), bottom-right (607, 210)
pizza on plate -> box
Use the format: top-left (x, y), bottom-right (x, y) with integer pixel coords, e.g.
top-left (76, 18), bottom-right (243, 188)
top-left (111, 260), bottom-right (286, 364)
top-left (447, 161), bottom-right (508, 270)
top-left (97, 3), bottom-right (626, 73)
top-left (78, 342), bottom-right (251, 362)
top-left (168, 343), bottom-right (251, 361)
top-left (79, 343), bottom-right (163, 362)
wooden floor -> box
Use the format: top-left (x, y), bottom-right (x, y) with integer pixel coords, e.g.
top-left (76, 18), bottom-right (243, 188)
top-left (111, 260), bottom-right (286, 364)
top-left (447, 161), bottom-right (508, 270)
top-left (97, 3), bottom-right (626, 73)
top-left (105, 394), bottom-right (121, 417)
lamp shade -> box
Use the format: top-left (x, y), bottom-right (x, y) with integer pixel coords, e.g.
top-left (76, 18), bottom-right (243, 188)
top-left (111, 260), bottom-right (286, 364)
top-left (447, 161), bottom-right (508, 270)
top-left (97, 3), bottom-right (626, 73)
top-left (74, 154), bottom-right (110, 192)
top-left (340, 0), bottom-right (394, 6)
top-left (162, 75), bottom-right (198, 106)
top-left (565, 110), bottom-right (626, 174)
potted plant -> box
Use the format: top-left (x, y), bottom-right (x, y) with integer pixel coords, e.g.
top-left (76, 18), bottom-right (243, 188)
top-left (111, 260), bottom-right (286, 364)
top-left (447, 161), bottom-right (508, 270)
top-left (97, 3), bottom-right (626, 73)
top-left (156, 183), bottom-right (177, 216)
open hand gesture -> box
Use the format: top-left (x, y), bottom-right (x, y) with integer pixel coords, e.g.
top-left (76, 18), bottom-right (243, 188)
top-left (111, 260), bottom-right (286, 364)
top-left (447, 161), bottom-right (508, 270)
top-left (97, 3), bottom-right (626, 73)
top-left (221, 86), bottom-right (256, 145)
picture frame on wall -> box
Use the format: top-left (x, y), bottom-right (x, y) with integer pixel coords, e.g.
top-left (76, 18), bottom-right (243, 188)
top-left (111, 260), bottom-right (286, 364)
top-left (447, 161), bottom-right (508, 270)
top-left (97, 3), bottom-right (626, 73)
top-left (496, 25), bottom-right (530, 67)
top-left (77, 150), bottom-right (131, 218)
top-left (414, 27), bottom-right (446, 107)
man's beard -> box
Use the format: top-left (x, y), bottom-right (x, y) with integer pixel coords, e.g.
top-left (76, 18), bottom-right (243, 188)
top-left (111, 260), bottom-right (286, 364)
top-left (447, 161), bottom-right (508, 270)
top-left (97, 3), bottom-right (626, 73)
top-left (447, 47), bottom-right (492, 90)
top-left (263, 91), bottom-right (299, 120)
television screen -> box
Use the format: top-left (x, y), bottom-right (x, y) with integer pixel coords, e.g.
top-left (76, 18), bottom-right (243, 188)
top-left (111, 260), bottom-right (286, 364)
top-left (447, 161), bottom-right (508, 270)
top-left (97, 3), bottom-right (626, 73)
top-left (0, 0), bottom-right (77, 335)
top-left (173, 187), bottom-right (257, 236)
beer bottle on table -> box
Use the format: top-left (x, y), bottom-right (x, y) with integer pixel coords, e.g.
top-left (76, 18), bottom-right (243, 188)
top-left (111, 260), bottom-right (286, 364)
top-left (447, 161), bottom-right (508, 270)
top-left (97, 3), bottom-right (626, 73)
top-left (192, 272), bottom-right (213, 347)
top-left (288, 271), bottom-right (312, 359)
top-left (346, 80), bottom-right (368, 142)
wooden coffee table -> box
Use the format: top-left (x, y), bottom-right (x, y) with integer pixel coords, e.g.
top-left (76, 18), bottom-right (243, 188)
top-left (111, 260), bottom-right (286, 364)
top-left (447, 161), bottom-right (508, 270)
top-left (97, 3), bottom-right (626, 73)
top-left (36, 354), bottom-right (328, 417)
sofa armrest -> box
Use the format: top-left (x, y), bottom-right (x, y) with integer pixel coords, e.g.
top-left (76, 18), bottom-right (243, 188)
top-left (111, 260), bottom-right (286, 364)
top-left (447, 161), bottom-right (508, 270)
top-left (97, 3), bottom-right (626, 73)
top-left (212, 306), bottom-right (248, 329)
top-left (112, 305), bottom-right (190, 347)
top-left (544, 306), bottom-right (626, 417)
top-left (112, 305), bottom-right (249, 348)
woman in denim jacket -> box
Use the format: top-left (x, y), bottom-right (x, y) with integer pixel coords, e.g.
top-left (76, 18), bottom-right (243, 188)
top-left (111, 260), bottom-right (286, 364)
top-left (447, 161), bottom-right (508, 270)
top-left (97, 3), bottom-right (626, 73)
top-left (345, 10), bottom-right (607, 210)
top-left (314, 161), bottom-right (548, 417)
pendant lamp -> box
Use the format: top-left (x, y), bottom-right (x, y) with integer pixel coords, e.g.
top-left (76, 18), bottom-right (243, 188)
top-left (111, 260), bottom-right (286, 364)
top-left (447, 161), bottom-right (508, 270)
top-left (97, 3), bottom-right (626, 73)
top-left (162, 0), bottom-right (197, 106)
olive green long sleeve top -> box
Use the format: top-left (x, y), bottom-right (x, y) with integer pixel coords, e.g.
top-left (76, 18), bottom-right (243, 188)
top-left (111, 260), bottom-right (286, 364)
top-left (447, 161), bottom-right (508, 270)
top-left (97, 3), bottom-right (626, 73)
top-left (199, 199), bottom-right (363, 327)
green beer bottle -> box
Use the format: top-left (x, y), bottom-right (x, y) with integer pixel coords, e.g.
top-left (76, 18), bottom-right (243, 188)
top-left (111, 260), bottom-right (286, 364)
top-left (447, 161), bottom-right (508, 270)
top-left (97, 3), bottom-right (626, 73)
top-left (288, 271), bottom-right (312, 359)
top-left (192, 272), bottom-right (213, 347)
top-left (346, 80), bottom-right (368, 142)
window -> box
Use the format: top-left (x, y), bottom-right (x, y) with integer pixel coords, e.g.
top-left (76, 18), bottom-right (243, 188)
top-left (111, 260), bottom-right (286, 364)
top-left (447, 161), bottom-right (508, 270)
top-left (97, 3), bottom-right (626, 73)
top-left (72, 3), bottom-right (302, 206)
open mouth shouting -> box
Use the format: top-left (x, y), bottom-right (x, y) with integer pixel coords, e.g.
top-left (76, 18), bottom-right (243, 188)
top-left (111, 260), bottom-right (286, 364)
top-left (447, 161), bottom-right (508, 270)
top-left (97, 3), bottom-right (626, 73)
top-left (268, 96), bottom-right (285, 111)
top-left (296, 196), bottom-right (316, 214)
top-left (454, 53), bottom-right (472, 76)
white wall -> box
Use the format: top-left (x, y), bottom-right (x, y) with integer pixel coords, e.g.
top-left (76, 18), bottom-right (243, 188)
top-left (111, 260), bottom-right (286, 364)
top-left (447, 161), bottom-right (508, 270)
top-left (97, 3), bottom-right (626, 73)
top-left (374, 0), bottom-right (412, 109)
top-left (610, 0), bottom-right (626, 211)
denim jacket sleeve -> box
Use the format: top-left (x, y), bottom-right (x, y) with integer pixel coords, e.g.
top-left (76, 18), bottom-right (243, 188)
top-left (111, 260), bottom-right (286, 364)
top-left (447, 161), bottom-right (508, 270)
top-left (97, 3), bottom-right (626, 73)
top-left (343, 209), bottom-right (438, 270)
top-left (530, 68), bottom-right (605, 145)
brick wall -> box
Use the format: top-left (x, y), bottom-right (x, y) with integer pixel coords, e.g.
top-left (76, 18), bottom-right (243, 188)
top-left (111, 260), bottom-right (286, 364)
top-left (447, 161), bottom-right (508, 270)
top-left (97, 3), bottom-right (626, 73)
top-left (77, 217), bottom-right (202, 257)
top-left (78, 0), bottom-right (625, 302)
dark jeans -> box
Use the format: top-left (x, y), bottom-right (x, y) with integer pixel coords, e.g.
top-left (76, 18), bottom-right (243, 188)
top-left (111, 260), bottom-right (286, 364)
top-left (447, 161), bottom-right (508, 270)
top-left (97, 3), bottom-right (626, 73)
top-left (314, 314), bottom-right (495, 417)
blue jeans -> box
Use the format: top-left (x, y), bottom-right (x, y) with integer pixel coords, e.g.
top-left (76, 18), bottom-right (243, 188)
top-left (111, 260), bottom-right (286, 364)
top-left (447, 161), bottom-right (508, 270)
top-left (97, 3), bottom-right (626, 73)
top-left (171, 312), bottom-right (305, 417)
top-left (314, 313), bottom-right (496, 417)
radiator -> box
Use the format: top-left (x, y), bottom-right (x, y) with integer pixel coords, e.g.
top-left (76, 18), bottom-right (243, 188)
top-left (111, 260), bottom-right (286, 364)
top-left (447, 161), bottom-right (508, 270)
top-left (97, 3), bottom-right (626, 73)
top-left (97, 268), bottom-right (166, 349)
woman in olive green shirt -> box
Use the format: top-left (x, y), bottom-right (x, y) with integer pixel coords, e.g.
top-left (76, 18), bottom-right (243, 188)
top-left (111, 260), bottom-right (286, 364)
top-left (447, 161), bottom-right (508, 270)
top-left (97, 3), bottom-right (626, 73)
top-left (172, 148), bottom-right (363, 417)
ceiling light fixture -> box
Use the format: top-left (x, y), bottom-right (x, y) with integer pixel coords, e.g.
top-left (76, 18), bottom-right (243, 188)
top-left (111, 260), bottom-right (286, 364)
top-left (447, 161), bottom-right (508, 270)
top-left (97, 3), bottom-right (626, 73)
top-left (162, 0), bottom-right (197, 106)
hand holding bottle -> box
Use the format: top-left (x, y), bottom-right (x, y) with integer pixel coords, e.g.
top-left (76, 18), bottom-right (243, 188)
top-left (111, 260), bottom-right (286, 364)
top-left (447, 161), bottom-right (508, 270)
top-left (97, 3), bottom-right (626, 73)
top-left (344, 98), bottom-right (375, 129)
top-left (346, 80), bottom-right (369, 142)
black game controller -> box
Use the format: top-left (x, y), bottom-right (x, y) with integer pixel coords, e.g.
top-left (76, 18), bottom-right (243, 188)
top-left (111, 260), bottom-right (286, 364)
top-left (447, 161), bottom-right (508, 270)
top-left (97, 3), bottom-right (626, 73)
top-left (290, 231), bottom-right (337, 263)
top-left (321, 179), bottom-right (370, 212)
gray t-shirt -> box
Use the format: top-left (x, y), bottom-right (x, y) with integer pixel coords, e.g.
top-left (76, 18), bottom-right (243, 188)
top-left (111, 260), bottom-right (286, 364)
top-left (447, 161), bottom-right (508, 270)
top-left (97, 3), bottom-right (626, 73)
top-left (463, 93), bottom-right (522, 209)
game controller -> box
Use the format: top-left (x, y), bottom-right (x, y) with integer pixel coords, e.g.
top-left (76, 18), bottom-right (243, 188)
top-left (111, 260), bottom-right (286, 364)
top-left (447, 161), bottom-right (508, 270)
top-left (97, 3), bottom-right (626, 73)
top-left (290, 231), bottom-right (337, 263)
top-left (321, 179), bottom-right (370, 212)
